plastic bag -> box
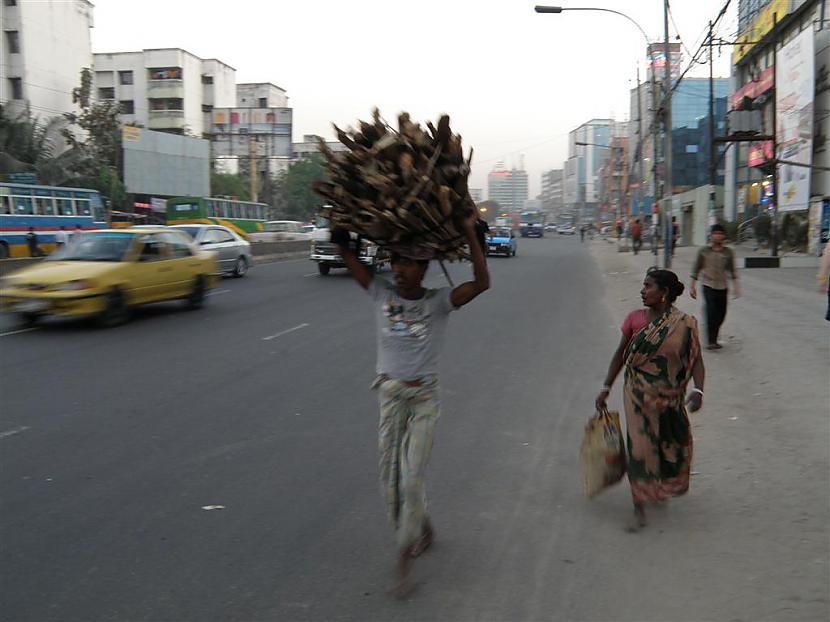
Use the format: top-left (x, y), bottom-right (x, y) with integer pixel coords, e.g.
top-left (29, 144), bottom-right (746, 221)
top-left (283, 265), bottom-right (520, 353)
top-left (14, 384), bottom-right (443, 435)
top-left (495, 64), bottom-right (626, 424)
top-left (580, 409), bottom-right (626, 498)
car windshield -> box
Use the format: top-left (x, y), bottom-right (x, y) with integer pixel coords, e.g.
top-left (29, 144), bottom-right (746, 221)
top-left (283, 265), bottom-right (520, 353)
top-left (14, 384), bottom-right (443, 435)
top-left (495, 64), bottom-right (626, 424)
top-left (490, 228), bottom-right (511, 238)
top-left (172, 226), bottom-right (202, 240)
top-left (47, 232), bottom-right (135, 262)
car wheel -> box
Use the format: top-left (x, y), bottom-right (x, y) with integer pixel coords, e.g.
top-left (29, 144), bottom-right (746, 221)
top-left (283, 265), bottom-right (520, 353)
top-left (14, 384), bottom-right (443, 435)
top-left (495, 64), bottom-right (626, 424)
top-left (186, 276), bottom-right (206, 310)
top-left (318, 263), bottom-right (331, 276)
top-left (19, 312), bottom-right (38, 327)
top-left (232, 256), bottom-right (248, 278)
top-left (98, 287), bottom-right (130, 328)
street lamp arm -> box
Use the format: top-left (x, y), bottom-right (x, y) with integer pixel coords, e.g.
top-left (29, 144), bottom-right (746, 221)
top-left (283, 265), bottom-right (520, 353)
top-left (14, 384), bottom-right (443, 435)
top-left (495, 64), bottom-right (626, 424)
top-left (534, 5), bottom-right (650, 46)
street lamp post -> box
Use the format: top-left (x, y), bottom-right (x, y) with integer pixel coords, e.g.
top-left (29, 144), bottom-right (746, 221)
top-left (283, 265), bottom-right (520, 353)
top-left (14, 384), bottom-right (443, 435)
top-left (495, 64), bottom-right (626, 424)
top-left (535, 4), bottom-right (673, 267)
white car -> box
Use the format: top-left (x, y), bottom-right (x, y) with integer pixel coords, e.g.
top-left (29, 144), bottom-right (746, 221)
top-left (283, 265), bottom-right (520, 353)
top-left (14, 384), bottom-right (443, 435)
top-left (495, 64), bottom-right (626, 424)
top-left (169, 224), bottom-right (252, 277)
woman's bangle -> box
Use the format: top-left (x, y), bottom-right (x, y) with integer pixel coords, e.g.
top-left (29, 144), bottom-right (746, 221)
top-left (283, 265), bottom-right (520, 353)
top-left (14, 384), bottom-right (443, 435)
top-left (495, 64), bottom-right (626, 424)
top-left (600, 385), bottom-right (611, 393)
top-left (817, 275), bottom-right (828, 281)
top-left (690, 388), bottom-right (704, 396)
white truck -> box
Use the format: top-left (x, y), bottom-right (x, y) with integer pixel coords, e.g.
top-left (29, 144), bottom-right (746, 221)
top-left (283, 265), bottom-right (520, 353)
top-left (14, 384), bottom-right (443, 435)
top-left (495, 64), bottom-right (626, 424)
top-left (310, 218), bottom-right (390, 276)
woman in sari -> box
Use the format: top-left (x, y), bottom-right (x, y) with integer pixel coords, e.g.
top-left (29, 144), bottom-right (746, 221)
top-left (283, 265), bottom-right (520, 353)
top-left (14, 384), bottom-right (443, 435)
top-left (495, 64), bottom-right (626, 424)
top-left (596, 269), bottom-right (705, 531)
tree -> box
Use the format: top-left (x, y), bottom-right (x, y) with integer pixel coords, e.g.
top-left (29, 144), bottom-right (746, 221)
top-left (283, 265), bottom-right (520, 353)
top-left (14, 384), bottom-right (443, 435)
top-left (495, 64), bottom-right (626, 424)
top-left (274, 155), bottom-right (326, 221)
top-left (476, 199), bottom-right (501, 221)
top-left (62, 68), bottom-right (126, 212)
top-left (210, 172), bottom-right (250, 201)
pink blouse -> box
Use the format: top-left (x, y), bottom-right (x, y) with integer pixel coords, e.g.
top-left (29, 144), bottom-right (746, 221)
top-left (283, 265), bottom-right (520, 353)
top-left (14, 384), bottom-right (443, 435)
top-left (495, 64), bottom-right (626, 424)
top-left (621, 309), bottom-right (649, 342)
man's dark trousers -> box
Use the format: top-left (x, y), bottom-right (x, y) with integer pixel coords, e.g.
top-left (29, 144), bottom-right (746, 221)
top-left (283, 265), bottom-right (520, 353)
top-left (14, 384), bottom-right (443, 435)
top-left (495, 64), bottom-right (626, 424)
top-left (703, 285), bottom-right (728, 345)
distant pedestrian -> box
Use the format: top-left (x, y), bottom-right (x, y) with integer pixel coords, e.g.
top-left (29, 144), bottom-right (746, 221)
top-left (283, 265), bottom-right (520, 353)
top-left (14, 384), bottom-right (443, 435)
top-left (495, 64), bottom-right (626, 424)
top-left (817, 239), bottom-right (830, 321)
top-left (25, 227), bottom-right (43, 257)
top-left (650, 222), bottom-right (659, 256)
top-left (616, 220), bottom-right (623, 239)
top-left (630, 219), bottom-right (642, 255)
top-left (54, 226), bottom-right (68, 250)
top-left (671, 217), bottom-right (679, 256)
top-left (690, 224), bottom-right (741, 350)
top-left (72, 224), bottom-right (84, 243)
top-left (596, 269), bottom-right (704, 531)
top-left (580, 225), bottom-right (586, 242)
top-left (331, 210), bottom-right (490, 595)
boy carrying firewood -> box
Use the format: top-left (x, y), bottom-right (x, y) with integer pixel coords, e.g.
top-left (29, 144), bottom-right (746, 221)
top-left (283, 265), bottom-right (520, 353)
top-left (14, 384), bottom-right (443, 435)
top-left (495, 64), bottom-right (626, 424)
top-left (332, 210), bottom-right (489, 594)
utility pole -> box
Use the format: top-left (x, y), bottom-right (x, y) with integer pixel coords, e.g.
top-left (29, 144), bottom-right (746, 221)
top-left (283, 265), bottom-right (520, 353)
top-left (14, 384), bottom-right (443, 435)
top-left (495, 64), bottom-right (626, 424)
top-left (662, 0), bottom-right (673, 269)
top-left (636, 65), bottom-right (644, 225)
top-left (249, 134), bottom-right (258, 203)
top-left (708, 20), bottom-right (717, 225)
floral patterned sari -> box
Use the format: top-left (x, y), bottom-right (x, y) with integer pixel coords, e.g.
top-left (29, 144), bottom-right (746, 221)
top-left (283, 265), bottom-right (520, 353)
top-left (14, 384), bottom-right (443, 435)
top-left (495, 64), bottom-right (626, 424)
top-left (623, 307), bottom-right (701, 504)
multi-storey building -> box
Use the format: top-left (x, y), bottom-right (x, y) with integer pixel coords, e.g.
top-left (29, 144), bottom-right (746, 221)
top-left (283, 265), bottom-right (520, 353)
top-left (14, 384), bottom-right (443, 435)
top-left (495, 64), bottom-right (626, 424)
top-left (487, 163), bottom-right (529, 213)
top-left (212, 82), bottom-right (293, 178)
top-left (725, 0), bottom-right (827, 252)
top-left (0, 0), bottom-right (93, 120)
top-left (563, 119), bottom-right (613, 221)
top-left (540, 169), bottom-right (564, 216)
top-left (598, 136), bottom-right (630, 222)
top-left (92, 48), bottom-right (236, 137)
top-left (291, 134), bottom-right (348, 161)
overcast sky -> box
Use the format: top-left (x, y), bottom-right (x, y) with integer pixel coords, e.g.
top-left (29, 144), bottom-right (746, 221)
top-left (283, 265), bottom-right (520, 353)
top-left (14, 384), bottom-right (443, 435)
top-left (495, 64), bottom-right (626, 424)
top-left (91, 0), bottom-right (738, 197)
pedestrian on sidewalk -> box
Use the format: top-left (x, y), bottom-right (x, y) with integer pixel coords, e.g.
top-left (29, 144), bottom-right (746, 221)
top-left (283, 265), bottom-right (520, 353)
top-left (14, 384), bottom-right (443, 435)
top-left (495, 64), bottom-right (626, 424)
top-left (25, 227), bottom-right (43, 257)
top-left (689, 224), bottom-right (741, 350)
top-left (580, 225), bottom-right (586, 242)
top-left (671, 216), bottom-right (679, 256)
top-left (331, 211), bottom-right (490, 594)
top-left (817, 238), bottom-right (830, 321)
top-left (630, 219), bottom-right (642, 255)
top-left (54, 226), bottom-right (68, 251)
top-left (596, 269), bottom-right (705, 532)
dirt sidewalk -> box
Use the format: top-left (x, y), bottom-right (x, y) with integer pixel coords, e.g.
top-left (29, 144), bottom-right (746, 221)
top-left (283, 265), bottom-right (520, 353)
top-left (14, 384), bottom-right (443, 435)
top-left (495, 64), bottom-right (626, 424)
top-left (589, 238), bottom-right (829, 621)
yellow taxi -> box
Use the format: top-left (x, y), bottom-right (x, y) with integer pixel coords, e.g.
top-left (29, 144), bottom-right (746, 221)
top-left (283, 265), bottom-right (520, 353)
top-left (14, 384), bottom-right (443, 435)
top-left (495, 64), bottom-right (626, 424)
top-left (0, 228), bottom-right (218, 327)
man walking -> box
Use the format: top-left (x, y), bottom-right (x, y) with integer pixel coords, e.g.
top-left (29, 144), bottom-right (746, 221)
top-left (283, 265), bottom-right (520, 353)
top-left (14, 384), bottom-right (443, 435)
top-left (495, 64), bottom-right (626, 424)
top-left (332, 211), bottom-right (490, 593)
top-left (630, 219), bottom-right (642, 255)
top-left (690, 223), bottom-right (740, 350)
top-left (54, 226), bottom-right (68, 251)
top-left (25, 227), bottom-right (42, 257)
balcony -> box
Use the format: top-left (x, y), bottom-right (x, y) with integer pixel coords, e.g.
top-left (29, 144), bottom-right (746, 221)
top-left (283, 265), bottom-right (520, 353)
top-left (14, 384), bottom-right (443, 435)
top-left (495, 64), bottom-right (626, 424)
top-left (148, 110), bottom-right (185, 130)
top-left (147, 80), bottom-right (184, 99)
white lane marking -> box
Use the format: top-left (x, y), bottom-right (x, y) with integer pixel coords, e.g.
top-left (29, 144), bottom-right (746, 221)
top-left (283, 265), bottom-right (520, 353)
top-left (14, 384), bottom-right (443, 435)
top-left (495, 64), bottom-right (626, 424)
top-left (0, 327), bottom-right (39, 338)
top-left (262, 323), bottom-right (309, 341)
top-left (208, 289), bottom-right (232, 296)
top-left (0, 426), bottom-right (30, 439)
top-left (302, 273), bottom-right (318, 278)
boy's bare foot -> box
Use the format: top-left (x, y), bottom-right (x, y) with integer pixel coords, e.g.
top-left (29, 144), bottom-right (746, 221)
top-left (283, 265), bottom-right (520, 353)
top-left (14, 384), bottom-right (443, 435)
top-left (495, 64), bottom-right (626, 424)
top-left (624, 503), bottom-right (648, 533)
top-left (410, 519), bottom-right (434, 558)
top-left (389, 546), bottom-right (415, 598)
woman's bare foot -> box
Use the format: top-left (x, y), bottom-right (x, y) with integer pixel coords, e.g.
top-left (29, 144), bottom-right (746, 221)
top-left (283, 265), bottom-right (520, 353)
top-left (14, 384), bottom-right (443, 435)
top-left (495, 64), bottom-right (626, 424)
top-left (625, 503), bottom-right (648, 533)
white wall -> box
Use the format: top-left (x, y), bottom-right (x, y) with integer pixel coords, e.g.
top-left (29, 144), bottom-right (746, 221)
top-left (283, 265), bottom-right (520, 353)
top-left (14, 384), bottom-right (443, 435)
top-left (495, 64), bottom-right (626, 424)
top-left (1, 0), bottom-right (93, 120)
top-left (93, 52), bottom-right (146, 125)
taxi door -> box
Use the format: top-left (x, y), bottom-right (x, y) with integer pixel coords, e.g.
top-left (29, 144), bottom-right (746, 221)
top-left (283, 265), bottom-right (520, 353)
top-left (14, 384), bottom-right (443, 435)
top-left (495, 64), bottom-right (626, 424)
top-left (129, 234), bottom-right (173, 303)
top-left (160, 231), bottom-right (204, 295)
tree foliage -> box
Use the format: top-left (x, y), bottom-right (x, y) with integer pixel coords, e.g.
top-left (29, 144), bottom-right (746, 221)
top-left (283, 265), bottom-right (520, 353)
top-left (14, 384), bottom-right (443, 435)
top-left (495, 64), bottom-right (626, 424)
top-left (274, 155), bottom-right (326, 221)
top-left (210, 172), bottom-right (250, 201)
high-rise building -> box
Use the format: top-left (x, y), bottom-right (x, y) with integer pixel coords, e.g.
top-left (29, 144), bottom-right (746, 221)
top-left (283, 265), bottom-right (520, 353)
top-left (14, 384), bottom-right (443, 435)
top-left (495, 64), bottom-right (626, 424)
top-left (92, 48), bottom-right (236, 137)
top-left (487, 164), bottom-right (528, 213)
top-left (469, 188), bottom-right (483, 203)
top-left (564, 119), bottom-right (613, 221)
top-left (540, 169), bottom-right (564, 215)
top-left (1, 0), bottom-right (94, 120)
top-left (628, 76), bottom-right (729, 216)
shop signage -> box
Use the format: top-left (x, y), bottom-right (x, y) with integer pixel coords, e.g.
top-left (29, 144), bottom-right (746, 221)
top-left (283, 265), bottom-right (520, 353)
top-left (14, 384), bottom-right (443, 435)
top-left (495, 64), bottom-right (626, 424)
top-left (731, 66), bottom-right (775, 109)
top-left (733, 0), bottom-right (789, 65)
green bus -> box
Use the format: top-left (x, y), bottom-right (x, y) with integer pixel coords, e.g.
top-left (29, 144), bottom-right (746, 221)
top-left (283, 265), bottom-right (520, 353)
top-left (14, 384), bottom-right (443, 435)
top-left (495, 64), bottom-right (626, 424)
top-left (166, 196), bottom-right (268, 239)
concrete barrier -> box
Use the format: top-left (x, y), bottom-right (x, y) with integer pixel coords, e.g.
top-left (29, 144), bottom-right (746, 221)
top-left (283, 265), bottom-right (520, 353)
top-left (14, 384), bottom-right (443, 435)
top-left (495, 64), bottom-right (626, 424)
top-left (250, 240), bottom-right (310, 256)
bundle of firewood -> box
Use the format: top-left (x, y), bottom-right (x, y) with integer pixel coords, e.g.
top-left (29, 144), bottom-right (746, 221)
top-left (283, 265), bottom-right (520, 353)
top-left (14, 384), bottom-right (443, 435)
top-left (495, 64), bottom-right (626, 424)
top-left (313, 109), bottom-right (475, 260)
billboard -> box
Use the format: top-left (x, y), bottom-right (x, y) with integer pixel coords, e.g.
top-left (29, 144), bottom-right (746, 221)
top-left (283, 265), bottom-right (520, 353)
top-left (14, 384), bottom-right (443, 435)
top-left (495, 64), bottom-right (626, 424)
top-left (776, 28), bottom-right (814, 212)
top-left (733, 0), bottom-right (789, 65)
top-left (212, 108), bottom-right (292, 135)
top-left (123, 127), bottom-right (210, 198)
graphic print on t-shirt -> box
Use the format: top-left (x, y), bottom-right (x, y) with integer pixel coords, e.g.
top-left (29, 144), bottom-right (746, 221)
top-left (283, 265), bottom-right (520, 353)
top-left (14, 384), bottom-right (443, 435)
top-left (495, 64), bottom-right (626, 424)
top-left (382, 297), bottom-right (430, 340)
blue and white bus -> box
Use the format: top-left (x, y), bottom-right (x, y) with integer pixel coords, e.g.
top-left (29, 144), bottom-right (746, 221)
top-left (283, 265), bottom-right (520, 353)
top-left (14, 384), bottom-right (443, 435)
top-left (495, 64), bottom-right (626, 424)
top-left (0, 183), bottom-right (106, 258)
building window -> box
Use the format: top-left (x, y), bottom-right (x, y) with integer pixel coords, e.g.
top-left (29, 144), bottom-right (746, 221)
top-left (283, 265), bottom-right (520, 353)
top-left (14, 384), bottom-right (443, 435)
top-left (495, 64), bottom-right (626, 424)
top-left (202, 104), bottom-right (213, 113)
top-left (5, 30), bottom-right (20, 54)
top-left (98, 87), bottom-right (115, 100)
top-left (119, 100), bottom-right (135, 114)
top-left (201, 75), bottom-right (213, 84)
top-left (9, 77), bottom-right (22, 99)
top-left (149, 97), bottom-right (183, 111)
top-left (258, 97), bottom-right (267, 108)
top-left (118, 71), bottom-right (133, 85)
top-left (148, 67), bottom-right (182, 80)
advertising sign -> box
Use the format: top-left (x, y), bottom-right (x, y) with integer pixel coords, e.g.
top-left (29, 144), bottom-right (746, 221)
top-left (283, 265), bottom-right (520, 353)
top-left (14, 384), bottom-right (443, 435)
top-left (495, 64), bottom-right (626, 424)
top-left (733, 0), bottom-right (788, 64)
top-left (776, 28), bottom-right (815, 212)
top-left (748, 140), bottom-right (774, 168)
top-left (731, 66), bottom-right (775, 109)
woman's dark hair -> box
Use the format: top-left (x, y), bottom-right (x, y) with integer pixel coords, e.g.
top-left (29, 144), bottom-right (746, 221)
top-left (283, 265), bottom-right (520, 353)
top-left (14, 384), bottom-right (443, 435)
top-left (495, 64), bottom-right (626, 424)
top-left (646, 268), bottom-right (685, 303)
